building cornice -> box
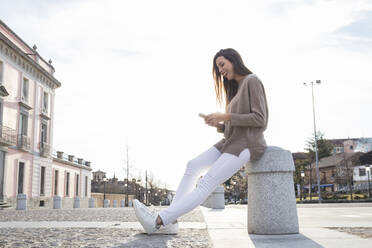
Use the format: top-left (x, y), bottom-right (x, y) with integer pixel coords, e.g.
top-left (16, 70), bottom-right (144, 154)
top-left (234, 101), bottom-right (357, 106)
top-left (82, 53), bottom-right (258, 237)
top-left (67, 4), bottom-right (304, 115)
top-left (0, 19), bottom-right (55, 72)
top-left (0, 32), bottom-right (61, 89)
top-left (53, 157), bottom-right (93, 171)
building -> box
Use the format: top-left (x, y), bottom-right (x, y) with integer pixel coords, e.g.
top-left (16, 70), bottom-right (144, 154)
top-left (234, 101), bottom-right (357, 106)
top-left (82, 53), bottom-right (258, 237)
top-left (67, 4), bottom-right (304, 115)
top-left (352, 165), bottom-right (372, 191)
top-left (329, 138), bottom-right (372, 155)
top-left (0, 20), bottom-right (92, 209)
top-left (92, 170), bottom-right (106, 182)
top-left (305, 152), bottom-right (363, 192)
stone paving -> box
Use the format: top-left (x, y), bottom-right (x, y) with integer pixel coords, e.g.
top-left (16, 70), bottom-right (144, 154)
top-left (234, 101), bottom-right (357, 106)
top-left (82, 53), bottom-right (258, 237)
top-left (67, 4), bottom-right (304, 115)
top-left (0, 207), bottom-right (212, 248)
top-left (0, 207), bottom-right (204, 222)
top-left (327, 227), bottom-right (372, 239)
top-left (0, 228), bottom-right (212, 248)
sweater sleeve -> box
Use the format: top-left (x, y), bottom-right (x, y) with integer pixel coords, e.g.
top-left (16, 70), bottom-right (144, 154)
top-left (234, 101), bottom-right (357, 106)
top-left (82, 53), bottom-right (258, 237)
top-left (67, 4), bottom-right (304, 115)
top-left (230, 77), bottom-right (267, 127)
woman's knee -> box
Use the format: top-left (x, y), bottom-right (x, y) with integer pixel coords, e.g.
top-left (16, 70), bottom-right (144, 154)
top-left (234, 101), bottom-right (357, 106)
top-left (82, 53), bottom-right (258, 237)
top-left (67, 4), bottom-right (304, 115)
top-left (185, 159), bottom-right (202, 175)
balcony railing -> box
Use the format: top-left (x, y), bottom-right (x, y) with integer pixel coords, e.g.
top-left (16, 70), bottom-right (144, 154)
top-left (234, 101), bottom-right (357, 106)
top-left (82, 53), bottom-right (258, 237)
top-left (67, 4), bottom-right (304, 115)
top-left (17, 134), bottom-right (31, 152)
top-left (39, 142), bottom-right (51, 158)
top-left (0, 125), bottom-right (17, 146)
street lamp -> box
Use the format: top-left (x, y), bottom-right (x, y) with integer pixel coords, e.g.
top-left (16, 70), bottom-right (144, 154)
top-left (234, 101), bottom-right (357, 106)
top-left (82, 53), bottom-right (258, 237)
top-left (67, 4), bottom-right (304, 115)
top-left (103, 177), bottom-right (108, 206)
top-left (366, 166), bottom-right (371, 198)
top-left (232, 181), bottom-right (237, 204)
top-left (301, 171), bottom-right (305, 201)
top-left (303, 80), bottom-right (322, 203)
top-left (137, 179), bottom-right (141, 201)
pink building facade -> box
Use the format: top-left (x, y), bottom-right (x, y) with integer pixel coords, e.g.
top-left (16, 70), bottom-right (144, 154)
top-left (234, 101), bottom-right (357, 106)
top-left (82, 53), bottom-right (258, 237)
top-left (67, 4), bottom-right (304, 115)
top-left (0, 20), bottom-right (92, 209)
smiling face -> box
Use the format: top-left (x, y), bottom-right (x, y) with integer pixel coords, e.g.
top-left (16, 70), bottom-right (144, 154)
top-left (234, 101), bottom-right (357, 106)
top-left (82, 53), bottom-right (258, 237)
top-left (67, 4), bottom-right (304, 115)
top-left (215, 56), bottom-right (235, 80)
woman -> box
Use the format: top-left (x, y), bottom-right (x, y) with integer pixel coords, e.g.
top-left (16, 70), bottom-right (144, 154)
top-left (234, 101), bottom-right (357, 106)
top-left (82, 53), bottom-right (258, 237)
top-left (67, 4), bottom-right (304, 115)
top-left (133, 48), bottom-right (269, 235)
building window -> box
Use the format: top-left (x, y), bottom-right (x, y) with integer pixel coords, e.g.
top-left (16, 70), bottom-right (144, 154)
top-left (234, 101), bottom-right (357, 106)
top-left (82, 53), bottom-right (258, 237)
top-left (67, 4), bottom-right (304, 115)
top-left (0, 151), bottom-right (5, 200)
top-left (41, 123), bottom-right (47, 144)
top-left (359, 168), bottom-right (366, 177)
top-left (75, 174), bottom-right (79, 196)
top-left (54, 170), bottom-right (58, 195)
top-left (40, 166), bottom-right (46, 196)
top-left (19, 113), bottom-right (28, 136)
top-left (350, 145), bottom-right (353, 150)
top-left (66, 172), bottom-right (70, 196)
top-left (0, 100), bottom-right (3, 125)
top-left (43, 92), bottom-right (48, 113)
top-left (17, 162), bottom-right (25, 194)
top-left (22, 78), bottom-right (29, 102)
top-left (0, 61), bottom-right (3, 84)
top-left (85, 176), bottom-right (88, 197)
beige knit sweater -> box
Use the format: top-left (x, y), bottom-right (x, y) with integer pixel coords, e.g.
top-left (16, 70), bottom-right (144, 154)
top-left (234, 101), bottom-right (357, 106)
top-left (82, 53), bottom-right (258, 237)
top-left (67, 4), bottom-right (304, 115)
top-left (214, 74), bottom-right (268, 161)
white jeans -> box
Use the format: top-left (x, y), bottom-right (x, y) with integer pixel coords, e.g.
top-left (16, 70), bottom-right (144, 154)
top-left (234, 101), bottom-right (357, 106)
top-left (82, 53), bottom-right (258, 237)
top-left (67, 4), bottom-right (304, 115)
top-left (158, 146), bottom-right (251, 225)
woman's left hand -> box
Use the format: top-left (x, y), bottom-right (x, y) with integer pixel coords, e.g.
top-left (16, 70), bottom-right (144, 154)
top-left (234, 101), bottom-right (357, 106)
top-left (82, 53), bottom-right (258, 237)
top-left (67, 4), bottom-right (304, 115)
top-left (204, 112), bottom-right (230, 126)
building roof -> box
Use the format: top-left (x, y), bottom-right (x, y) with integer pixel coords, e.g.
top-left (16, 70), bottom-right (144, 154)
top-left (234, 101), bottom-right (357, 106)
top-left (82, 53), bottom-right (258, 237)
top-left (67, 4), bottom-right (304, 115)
top-left (0, 19), bottom-right (55, 72)
top-left (328, 138), bottom-right (358, 145)
top-left (327, 137), bottom-right (372, 146)
top-left (0, 20), bottom-right (61, 89)
top-left (93, 170), bottom-right (106, 174)
top-left (292, 152), bottom-right (307, 160)
top-left (311, 152), bottom-right (363, 168)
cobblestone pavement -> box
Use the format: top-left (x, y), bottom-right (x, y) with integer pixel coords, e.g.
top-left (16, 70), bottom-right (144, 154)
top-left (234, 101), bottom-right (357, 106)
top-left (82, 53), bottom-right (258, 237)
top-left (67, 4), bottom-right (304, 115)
top-left (327, 227), bottom-right (372, 239)
top-left (0, 207), bottom-right (212, 247)
top-left (0, 207), bottom-right (204, 222)
top-left (0, 228), bottom-right (212, 248)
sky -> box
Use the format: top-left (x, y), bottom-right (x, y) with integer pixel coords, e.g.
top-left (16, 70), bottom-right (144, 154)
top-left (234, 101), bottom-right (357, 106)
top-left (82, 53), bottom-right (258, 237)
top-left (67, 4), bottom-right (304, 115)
top-left (1, 0), bottom-right (371, 190)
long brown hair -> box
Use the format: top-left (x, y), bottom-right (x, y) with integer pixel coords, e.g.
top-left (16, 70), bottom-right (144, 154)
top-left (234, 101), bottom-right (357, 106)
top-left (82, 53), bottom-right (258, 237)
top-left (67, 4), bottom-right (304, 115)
top-left (213, 48), bottom-right (252, 110)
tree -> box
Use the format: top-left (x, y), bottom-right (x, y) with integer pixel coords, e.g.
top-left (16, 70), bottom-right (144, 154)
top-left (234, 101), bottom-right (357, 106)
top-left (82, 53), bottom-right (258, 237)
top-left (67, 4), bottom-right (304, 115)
top-left (360, 151), bottom-right (372, 165)
top-left (305, 131), bottom-right (333, 162)
top-left (303, 131), bottom-right (333, 199)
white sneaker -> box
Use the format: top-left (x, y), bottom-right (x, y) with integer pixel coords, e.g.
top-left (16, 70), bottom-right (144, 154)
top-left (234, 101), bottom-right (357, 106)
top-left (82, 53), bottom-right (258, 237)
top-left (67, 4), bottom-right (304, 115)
top-left (148, 206), bottom-right (178, 235)
top-left (156, 221), bottom-right (178, 235)
top-left (133, 199), bottom-right (160, 235)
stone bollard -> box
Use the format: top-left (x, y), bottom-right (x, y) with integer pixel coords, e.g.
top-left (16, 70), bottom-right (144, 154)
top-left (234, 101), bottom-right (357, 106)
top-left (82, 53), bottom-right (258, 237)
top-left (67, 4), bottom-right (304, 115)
top-left (89, 198), bottom-right (95, 208)
top-left (104, 199), bottom-right (110, 208)
top-left (120, 200), bottom-right (125, 207)
top-left (210, 186), bottom-right (225, 209)
top-left (246, 146), bottom-right (299, 234)
top-left (113, 200), bottom-right (118, 207)
top-left (73, 197), bottom-right (80, 208)
top-left (53, 195), bottom-right (62, 209)
top-left (202, 186), bottom-right (225, 209)
top-left (16, 194), bottom-right (27, 210)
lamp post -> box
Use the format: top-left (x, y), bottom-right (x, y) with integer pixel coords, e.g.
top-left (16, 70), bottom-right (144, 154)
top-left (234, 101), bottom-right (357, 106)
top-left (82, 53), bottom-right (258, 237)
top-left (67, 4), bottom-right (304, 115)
top-left (232, 181), bottom-right (237, 204)
top-left (226, 185), bottom-right (230, 203)
top-left (103, 177), bottom-right (107, 206)
top-left (366, 166), bottom-right (371, 198)
top-left (303, 80), bottom-right (322, 203)
top-left (301, 171), bottom-right (305, 201)
top-left (137, 179), bottom-right (141, 201)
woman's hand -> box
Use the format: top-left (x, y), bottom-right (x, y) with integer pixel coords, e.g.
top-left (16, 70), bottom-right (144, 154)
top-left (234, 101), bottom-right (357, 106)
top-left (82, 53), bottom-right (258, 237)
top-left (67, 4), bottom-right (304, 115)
top-left (204, 112), bottom-right (230, 127)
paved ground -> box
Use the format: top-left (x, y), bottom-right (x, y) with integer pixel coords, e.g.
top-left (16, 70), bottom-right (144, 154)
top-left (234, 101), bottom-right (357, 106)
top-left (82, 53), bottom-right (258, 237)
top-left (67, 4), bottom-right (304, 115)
top-left (202, 203), bottom-right (372, 248)
top-left (0, 207), bottom-right (212, 248)
top-left (0, 207), bottom-right (204, 222)
top-left (0, 203), bottom-right (372, 247)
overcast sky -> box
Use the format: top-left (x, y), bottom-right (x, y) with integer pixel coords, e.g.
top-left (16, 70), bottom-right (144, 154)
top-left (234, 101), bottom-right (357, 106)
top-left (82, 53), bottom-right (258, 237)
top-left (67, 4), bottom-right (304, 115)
top-left (1, 0), bottom-right (371, 190)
